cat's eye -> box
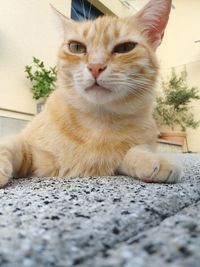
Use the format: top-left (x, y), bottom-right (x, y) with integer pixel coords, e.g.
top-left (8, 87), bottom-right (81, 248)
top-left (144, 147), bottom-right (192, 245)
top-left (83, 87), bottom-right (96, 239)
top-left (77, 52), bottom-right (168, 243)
top-left (68, 41), bottom-right (87, 54)
top-left (113, 42), bottom-right (137, 54)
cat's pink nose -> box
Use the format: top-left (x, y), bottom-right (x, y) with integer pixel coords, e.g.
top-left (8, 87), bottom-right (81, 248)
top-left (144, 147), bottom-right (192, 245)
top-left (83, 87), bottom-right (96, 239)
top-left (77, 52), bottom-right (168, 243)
top-left (87, 63), bottom-right (107, 79)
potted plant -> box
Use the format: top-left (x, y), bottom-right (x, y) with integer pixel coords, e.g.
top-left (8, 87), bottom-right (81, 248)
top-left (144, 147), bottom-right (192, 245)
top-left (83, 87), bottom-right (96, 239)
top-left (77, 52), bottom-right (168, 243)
top-left (154, 68), bottom-right (200, 146)
top-left (25, 57), bottom-right (57, 112)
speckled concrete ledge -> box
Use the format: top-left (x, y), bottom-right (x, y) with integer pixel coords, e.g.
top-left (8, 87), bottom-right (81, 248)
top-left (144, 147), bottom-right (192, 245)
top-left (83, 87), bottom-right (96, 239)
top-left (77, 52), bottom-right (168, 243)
top-left (0, 154), bottom-right (200, 267)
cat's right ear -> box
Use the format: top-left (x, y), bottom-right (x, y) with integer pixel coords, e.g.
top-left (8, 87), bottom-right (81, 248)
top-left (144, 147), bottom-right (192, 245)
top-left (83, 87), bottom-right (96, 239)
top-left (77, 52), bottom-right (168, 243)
top-left (50, 5), bottom-right (74, 37)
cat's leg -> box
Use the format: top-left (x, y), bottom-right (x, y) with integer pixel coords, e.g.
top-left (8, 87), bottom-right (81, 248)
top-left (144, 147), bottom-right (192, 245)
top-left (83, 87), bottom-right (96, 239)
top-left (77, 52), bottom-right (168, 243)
top-left (0, 136), bottom-right (31, 187)
top-left (119, 145), bottom-right (181, 183)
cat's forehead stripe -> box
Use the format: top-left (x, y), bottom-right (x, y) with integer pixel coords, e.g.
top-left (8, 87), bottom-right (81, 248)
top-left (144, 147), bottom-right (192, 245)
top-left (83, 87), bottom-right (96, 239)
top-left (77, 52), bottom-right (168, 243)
top-left (73, 17), bottom-right (143, 47)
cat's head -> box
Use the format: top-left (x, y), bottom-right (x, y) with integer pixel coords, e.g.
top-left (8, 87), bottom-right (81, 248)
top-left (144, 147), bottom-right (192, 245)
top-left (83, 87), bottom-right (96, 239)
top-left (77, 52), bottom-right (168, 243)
top-left (55, 0), bottom-right (171, 107)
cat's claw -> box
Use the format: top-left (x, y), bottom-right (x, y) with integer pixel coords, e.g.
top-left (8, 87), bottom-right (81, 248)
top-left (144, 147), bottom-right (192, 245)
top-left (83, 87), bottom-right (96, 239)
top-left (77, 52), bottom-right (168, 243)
top-left (142, 166), bottom-right (159, 182)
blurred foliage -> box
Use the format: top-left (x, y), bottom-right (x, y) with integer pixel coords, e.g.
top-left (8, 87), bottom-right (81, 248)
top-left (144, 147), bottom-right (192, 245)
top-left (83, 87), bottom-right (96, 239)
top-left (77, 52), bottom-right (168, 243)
top-left (154, 68), bottom-right (200, 131)
top-left (25, 57), bottom-right (57, 100)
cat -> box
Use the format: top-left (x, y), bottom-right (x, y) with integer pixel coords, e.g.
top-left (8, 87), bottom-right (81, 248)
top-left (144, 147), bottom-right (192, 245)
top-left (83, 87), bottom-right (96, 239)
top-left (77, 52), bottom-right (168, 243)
top-left (0, 0), bottom-right (181, 188)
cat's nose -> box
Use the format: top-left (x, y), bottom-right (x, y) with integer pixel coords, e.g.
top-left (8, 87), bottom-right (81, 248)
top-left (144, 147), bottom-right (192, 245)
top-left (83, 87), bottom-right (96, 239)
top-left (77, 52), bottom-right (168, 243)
top-left (87, 63), bottom-right (107, 79)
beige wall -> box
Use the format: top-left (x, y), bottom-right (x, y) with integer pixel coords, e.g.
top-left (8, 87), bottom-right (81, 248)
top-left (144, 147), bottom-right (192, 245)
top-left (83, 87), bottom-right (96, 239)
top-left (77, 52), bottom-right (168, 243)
top-left (0, 0), bottom-right (69, 121)
top-left (91, 0), bottom-right (130, 16)
top-left (158, 0), bottom-right (200, 68)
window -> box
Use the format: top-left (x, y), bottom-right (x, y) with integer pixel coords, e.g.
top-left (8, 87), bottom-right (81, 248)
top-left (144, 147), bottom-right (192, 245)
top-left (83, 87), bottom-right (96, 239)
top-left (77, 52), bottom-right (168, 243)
top-left (71, 0), bottom-right (103, 20)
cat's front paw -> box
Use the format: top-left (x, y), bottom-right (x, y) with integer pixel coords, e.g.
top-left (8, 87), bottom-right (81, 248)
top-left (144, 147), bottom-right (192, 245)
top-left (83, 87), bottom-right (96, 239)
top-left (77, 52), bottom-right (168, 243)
top-left (121, 148), bottom-right (181, 183)
top-left (135, 155), bottom-right (181, 183)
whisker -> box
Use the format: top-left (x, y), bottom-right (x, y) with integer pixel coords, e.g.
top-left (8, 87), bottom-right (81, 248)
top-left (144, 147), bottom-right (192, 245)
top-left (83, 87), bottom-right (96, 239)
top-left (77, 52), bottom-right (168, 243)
top-left (105, 81), bottom-right (151, 87)
top-left (71, 5), bottom-right (82, 20)
top-left (81, 0), bottom-right (86, 20)
top-left (88, 0), bottom-right (94, 18)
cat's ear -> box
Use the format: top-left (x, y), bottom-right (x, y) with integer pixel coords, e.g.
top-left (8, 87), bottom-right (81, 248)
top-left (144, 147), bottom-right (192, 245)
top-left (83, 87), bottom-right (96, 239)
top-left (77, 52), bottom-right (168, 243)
top-left (50, 5), bottom-right (74, 37)
top-left (135, 0), bottom-right (172, 50)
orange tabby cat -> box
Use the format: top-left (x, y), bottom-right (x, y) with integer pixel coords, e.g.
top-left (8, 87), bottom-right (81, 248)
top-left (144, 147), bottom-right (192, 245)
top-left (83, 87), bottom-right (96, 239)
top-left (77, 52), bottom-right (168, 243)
top-left (0, 0), bottom-right (181, 187)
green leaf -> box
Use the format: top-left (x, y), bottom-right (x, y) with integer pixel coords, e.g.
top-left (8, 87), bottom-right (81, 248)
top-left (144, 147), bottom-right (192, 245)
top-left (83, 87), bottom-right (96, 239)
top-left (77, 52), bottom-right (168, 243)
top-left (25, 57), bottom-right (57, 100)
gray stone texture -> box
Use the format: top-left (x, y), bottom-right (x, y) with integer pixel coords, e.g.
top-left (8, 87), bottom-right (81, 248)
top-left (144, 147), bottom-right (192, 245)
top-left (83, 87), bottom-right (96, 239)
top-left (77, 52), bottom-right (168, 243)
top-left (0, 154), bottom-right (200, 267)
top-left (0, 116), bottom-right (28, 136)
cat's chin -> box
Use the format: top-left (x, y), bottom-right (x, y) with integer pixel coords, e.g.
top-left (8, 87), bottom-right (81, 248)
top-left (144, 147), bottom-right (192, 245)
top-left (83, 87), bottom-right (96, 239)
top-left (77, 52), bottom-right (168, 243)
top-left (83, 84), bottom-right (114, 105)
top-left (85, 84), bottom-right (112, 94)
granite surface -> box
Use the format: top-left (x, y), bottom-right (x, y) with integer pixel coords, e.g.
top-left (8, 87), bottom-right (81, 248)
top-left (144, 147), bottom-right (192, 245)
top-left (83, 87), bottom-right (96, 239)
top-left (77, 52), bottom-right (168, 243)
top-left (0, 154), bottom-right (200, 267)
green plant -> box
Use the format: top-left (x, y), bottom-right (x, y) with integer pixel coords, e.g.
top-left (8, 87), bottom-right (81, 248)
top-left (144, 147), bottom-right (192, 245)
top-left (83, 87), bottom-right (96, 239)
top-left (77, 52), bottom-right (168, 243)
top-left (154, 68), bottom-right (200, 131)
top-left (25, 57), bottom-right (57, 100)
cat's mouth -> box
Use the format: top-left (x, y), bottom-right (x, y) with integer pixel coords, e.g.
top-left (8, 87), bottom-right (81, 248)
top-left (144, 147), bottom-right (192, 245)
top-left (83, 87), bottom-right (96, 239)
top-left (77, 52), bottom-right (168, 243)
top-left (85, 82), bottom-right (111, 93)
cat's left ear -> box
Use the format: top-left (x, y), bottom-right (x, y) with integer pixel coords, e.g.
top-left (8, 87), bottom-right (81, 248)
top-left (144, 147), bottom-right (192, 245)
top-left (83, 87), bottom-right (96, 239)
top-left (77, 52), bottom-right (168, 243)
top-left (135, 0), bottom-right (172, 50)
top-left (50, 5), bottom-right (74, 37)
